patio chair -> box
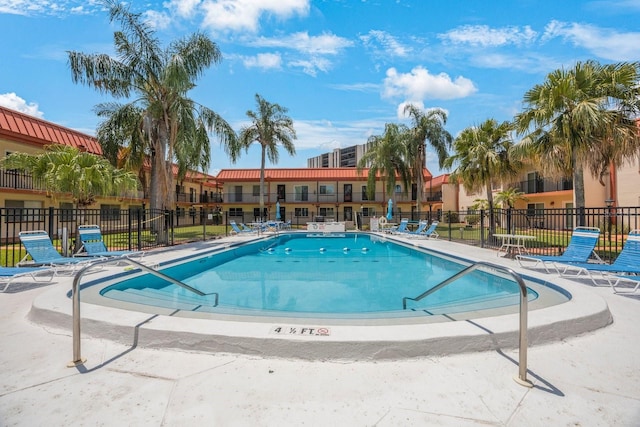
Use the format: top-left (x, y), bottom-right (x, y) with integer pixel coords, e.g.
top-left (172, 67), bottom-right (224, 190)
top-left (515, 227), bottom-right (602, 273)
top-left (18, 230), bottom-right (98, 270)
top-left (404, 220), bottom-right (429, 237)
top-left (415, 221), bottom-right (439, 239)
top-left (556, 229), bottom-right (640, 285)
top-left (388, 218), bottom-right (409, 234)
top-left (607, 274), bottom-right (640, 294)
top-left (76, 225), bottom-right (143, 258)
top-left (230, 221), bottom-right (255, 235)
top-left (0, 266), bottom-right (54, 292)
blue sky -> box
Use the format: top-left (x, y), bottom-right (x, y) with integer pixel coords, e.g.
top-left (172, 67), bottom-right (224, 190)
top-left (2, 0), bottom-right (640, 177)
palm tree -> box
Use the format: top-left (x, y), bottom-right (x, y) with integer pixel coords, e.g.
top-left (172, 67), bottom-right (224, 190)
top-left (495, 187), bottom-right (528, 209)
top-left (357, 123), bottom-right (412, 202)
top-left (443, 119), bottom-right (522, 235)
top-left (235, 94), bottom-right (297, 218)
top-left (0, 145), bottom-right (139, 209)
top-left (403, 105), bottom-right (452, 213)
top-left (514, 60), bottom-right (640, 211)
top-left (67, 0), bottom-right (237, 213)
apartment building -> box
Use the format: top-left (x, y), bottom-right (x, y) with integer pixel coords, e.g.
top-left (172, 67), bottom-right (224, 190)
top-left (306, 143), bottom-right (371, 168)
top-left (215, 167), bottom-right (439, 223)
top-left (0, 106), bottom-right (221, 239)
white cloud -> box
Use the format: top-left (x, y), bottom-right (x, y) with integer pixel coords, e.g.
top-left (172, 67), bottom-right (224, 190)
top-left (382, 67), bottom-right (477, 103)
top-left (201, 0), bottom-right (309, 32)
top-left (439, 25), bottom-right (538, 47)
top-left (242, 52), bottom-right (282, 69)
top-left (144, 10), bottom-right (173, 30)
top-left (0, 0), bottom-right (101, 16)
top-left (543, 20), bottom-right (640, 61)
top-left (0, 93), bottom-right (44, 118)
top-left (288, 57), bottom-right (332, 76)
top-left (360, 30), bottom-right (411, 58)
top-left (251, 32), bottom-right (353, 55)
top-left (165, 0), bottom-right (202, 19)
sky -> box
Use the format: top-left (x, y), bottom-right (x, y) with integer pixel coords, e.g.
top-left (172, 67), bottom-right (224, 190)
top-left (2, 0), bottom-right (640, 177)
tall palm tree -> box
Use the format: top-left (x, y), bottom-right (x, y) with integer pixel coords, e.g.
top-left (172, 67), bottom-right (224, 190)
top-left (514, 60), bottom-right (640, 210)
top-left (0, 144), bottom-right (140, 209)
top-left (443, 119), bottom-right (521, 235)
top-left (357, 123), bottom-right (412, 202)
top-left (67, 0), bottom-right (237, 213)
top-left (404, 105), bottom-right (452, 212)
top-left (235, 94), bottom-right (297, 217)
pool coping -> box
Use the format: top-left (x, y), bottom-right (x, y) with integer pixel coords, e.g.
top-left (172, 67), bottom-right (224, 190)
top-left (28, 233), bottom-right (613, 361)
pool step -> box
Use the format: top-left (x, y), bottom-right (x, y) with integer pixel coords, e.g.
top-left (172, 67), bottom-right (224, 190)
top-left (104, 288), bottom-right (217, 312)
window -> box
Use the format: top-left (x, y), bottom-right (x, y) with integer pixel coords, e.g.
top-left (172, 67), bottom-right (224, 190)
top-left (395, 184), bottom-right (402, 193)
top-left (5, 200), bottom-right (43, 223)
top-left (60, 202), bottom-right (75, 222)
top-left (526, 203), bottom-right (544, 217)
top-left (229, 208), bottom-right (243, 217)
top-left (176, 207), bottom-right (186, 218)
top-left (362, 207), bottom-right (375, 217)
top-left (100, 204), bottom-right (121, 221)
top-left (361, 186), bottom-right (368, 201)
top-left (319, 208), bottom-right (334, 217)
top-left (295, 208), bottom-right (309, 217)
top-left (294, 185), bottom-right (309, 201)
top-left (234, 186), bottom-right (243, 202)
top-left (319, 185), bottom-right (334, 195)
top-left (252, 185), bottom-right (261, 196)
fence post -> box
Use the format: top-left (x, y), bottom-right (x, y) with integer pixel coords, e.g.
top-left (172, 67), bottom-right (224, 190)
top-left (48, 206), bottom-right (54, 236)
top-left (136, 209), bottom-right (142, 251)
top-left (480, 209), bottom-right (485, 248)
top-left (447, 211), bottom-right (452, 241)
top-left (127, 208), bottom-right (133, 251)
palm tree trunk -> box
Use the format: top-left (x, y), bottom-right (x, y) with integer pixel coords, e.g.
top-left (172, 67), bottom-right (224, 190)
top-left (260, 144), bottom-right (266, 220)
top-left (487, 182), bottom-right (496, 238)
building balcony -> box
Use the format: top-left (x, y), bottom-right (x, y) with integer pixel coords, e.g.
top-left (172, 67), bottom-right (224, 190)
top-left (511, 178), bottom-right (573, 194)
top-left (223, 191), bottom-right (441, 204)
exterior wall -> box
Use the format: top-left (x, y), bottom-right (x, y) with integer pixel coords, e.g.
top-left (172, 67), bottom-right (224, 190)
top-left (614, 155), bottom-right (640, 207)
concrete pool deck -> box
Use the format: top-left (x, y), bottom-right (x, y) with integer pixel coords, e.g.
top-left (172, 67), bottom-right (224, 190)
top-left (1, 234), bottom-right (639, 425)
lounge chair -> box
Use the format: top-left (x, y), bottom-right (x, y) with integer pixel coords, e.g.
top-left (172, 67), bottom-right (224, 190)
top-left (515, 227), bottom-right (601, 273)
top-left (0, 266), bottom-right (54, 292)
top-left (415, 221), bottom-right (439, 239)
top-left (18, 230), bottom-right (98, 270)
top-left (607, 274), bottom-right (640, 294)
top-left (230, 221), bottom-right (255, 235)
top-left (388, 218), bottom-right (409, 234)
top-left (556, 229), bottom-right (640, 285)
top-left (76, 225), bottom-right (142, 258)
top-left (403, 220), bottom-right (429, 237)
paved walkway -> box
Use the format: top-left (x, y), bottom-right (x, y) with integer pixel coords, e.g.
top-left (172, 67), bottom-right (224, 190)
top-left (1, 237), bottom-right (639, 426)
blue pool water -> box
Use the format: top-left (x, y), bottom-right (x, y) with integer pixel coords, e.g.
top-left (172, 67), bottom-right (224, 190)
top-left (100, 233), bottom-right (546, 318)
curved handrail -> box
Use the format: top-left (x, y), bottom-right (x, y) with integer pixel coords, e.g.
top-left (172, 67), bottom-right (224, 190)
top-left (69, 256), bottom-right (218, 367)
top-left (403, 261), bottom-right (532, 387)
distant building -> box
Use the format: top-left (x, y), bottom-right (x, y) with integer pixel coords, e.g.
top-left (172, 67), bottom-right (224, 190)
top-left (307, 143), bottom-right (371, 168)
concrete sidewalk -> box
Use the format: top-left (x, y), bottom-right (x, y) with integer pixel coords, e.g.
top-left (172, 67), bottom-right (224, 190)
top-left (1, 277), bottom-right (639, 426)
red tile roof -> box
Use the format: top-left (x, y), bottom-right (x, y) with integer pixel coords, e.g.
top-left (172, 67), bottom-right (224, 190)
top-left (428, 174), bottom-right (449, 186)
top-left (216, 168), bottom-right (432, 182)
top-left (0, 105), bottom-right (102, 154)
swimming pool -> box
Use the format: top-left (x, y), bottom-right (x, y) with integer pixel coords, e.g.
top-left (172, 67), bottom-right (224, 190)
top-left (96, 232), bottom-right (568, 321)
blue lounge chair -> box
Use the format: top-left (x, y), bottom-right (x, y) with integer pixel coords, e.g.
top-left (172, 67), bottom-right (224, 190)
top-left (516, 227), bottom-right (601, 273)
top-left (76, 225), bottom-right (142, 258)
top-left (556, 229), bottom-right (640, 285)
top-left (18, 230), bottom-right (97, 270)
top-left (389, 218), bottom-right (409, 234)
top-left (607, 274), bottom-right (640, 294)
top-left (415, 221), bottom-right (439, 239)
top-left (230, 221), bottom-right (255, 235)
top-left (0, 266), bottom-right (54, 292)
top-left (404, 220), bottom-right (429, 237)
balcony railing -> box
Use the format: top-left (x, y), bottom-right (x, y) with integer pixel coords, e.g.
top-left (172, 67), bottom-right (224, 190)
top-left (223, 191), bottom-right (442, 204)
top-left (0, 168), bottom-right (45, 191)
top-left (511, 178), bottom-right (573, 194)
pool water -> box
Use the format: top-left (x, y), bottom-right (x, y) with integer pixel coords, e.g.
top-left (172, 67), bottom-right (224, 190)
top-left (100, 233), bottom-right (542, 317)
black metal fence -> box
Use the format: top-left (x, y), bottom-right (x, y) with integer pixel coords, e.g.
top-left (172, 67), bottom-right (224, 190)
top-left (2, 205), bottom-right (639, 266)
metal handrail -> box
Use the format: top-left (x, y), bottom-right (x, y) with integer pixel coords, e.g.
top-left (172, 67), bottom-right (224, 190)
top-left (403, 261), bottom-right (533, 387)
top-left (69, 256), bottom-right (218, 367)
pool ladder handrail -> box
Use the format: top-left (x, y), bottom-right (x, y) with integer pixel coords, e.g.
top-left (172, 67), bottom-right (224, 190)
top-left (69, 256), bottom-right (218, 367)
top-left (402, 261), bottom-right (533, 388)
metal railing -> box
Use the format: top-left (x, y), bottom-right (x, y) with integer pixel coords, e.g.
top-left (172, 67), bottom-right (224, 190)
top-left (402, 261), bottom-right (532, 387)
top-left (68, 256), bottom-right (218, 367)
